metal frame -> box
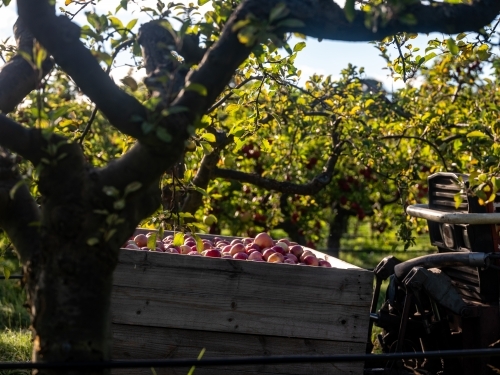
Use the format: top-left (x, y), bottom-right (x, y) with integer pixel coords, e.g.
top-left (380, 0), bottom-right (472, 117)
top-left (407, 204), bottom-right (500, 225)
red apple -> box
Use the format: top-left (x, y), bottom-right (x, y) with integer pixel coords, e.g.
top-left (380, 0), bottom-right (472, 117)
top-left (274, 242), bottom-right (289, 253)
top-left (272, 245), bottom-right (287, 255)
top-left (134, 234), bottom-right (148, 247)
top-left (221, 254), bottom-right (233, 259)
top-left (230, 243), bottom-right (246, 255)
top-left (319, 260), bottom-right (332, 268)
top-left (289, 245), bottom-right (304, 258)
top-left (262, 248), bottom-right (277, 260)
top-left (278, 238), bottom-right (291, 246)
top-left (178, 245), bottom-right (191, 254)
top-left (254, 232), bottom-right (274, 249)
top-left (231, 239), bottom-right (243, 245)
top-left (205, 249), bottom-right (222, 258)
top-left (184, 240), bottom-right (196, 247)
top-left (233, 252), bottom-right (249, 260)
top-left (125, 244), bottom-right (140, 250)
top-left (300, 250), bottom-right (315, 262)
top-left (248, 252), bottom-right (263, 261)
top-left (243, 237), bottom-right (253, 245)
top-left (303, 255), bottom-right (319, 266)
top-left (187, 251), bottom-right (201, 256)
top-left (284, 259), bottom-right (296, 264)
top-left (245, 243), bottom-right (261, 253)
top-left (285, 253), bottom-right (298, 263)
top-left (267, 253), bottom-right (284, 263)
top-left (222, 245), bottom-right (232, 254)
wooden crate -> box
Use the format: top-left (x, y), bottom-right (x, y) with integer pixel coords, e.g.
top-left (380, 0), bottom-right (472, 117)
top-left (111, 232), bottom-right (373, 375)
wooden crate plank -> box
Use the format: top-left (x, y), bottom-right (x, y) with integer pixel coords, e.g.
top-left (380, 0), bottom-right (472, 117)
top-left (112, 285), bottom-right (368, 343)
top-left (114, 250), bottom-right (372, 307)
top-left (112, 323), bottom-right (363, 375)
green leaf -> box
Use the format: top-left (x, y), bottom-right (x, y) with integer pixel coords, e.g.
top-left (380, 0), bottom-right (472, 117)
top-left (201, 133), bottom-right (216, 142)
top-left (147, 232), bottom-right (157, 249)
top-left (124, 182), bottom-right (142, 196)
top-left (121, 76), bottom-right (138, 91)
top-left (200, 141), bottom-right (213, 155)
top-left (156, 127), bottom-right (172, 143)
top-left (467, 130), bottom-right (488, 138)
top-left (447, 38), bottom-right (459, 55)
top-left (103, 186), bottom-right (120, 198)
top-left (113, 199), bottom-right (126, 210)
top-left (87, 237), bottom-right (100, 246)
top-left (198, 0), bottom-right (210, 5)
top-left (108, 16), bottom-right (123, 29)
top-left (193, 186), bottom-right (210, 198)
top-left (9, 180), bottom-right (26, 200)
top-left (120, 0), bottom-right (129, 10)
top-left (193, 234), bottom-right (204, 253)
top-left (269, 3), bottom-right (289, 22)
top-left (454, 192), bottom-right (463, 209)
top-left (344, 0), bottom-right (355, 22)
top-left (293, 41), bottom-right (306, 52)
top-left (173, 232), bottom-right (184, 246)
top-left (186, 83), bottom-right (208, 96)
top-left (126, 19), bottom-right (138, 30)
top-left (105, 229), bottom-right (117, 242)
top-left (2, 267), bottom-right (10, 280)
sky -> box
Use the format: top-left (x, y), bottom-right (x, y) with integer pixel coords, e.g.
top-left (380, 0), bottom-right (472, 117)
top-left (0, 0), bottom-right (444, 91)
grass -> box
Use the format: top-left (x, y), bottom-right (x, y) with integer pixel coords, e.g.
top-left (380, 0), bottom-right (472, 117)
top-left (0, 277), bottom-right (32, 367)
top-left (0, 329), bottom-right (31, 373)
top-left (0, 280), bottom-right (30, 331)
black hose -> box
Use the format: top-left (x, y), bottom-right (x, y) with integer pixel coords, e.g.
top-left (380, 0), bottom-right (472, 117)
top-left (394, 252), bottom-right (489, 280)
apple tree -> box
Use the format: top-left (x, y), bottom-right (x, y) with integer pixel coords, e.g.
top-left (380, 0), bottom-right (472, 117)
top-left (0, 0), bottom-right (498, 373)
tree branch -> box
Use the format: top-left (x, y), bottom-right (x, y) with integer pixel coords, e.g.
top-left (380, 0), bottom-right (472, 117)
top-left (17, 0), bottom-right (148, 140)
top-left (0, 17), bottom-right (53, 113)
top-left (0, 148), bottom-right (40, 264)
top-left (181, 131), bottom-right (233, 214)
top-left (0, 115), bottom-right (45, 164)
top-left (271, 0), bottom-right (500, 41)
top-left (379, 135), bottom-right (449, 171)
top-left (213, 140), bottom-right (344, 195)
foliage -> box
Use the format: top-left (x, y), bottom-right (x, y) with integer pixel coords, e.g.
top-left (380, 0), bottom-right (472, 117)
top-left (0, 1), bottom-right (498, 268)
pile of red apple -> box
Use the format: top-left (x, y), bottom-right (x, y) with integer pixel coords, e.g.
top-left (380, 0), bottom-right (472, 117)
top-left (123, 232), bottom-right (332, 267)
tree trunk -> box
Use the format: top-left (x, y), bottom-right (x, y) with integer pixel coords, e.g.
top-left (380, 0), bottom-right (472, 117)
top-left (327, 207), bottom-right (350, 258)
top-left (30, 243), bottom-right (116, 375)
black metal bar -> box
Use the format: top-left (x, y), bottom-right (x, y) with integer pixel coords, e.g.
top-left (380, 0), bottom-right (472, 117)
top-left (1, 348), bottom-right (500, 370)
top-left (0, 275), bottom-right (23, 280)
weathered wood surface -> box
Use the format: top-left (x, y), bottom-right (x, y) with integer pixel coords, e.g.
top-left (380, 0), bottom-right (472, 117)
top-left (112, 249), bottom-right (372, 342)
top-left (112, 323), bottom-right (363, 375)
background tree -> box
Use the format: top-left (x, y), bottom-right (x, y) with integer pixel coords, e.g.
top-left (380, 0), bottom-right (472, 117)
top-left (0, 0), bottom-right (498, 373)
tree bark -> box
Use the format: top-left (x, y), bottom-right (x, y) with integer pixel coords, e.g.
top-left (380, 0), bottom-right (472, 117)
top-left (327, 207), bottom-right (350, 258)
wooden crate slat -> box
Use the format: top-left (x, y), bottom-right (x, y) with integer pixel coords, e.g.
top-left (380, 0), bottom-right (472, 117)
top-left (112, 323), bottom-right (361, 375)
top-left (112, 286), bottom-right (368, 342)
top-left (114, 250), bottom-right (372, 307)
